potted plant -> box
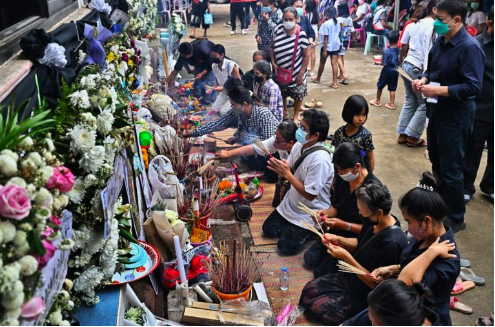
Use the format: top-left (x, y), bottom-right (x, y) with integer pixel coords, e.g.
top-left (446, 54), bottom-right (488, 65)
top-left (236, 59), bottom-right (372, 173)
top-left (205, 240), bottom-right (260, 302)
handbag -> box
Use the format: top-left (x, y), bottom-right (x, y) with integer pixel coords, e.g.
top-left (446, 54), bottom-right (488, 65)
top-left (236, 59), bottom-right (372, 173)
top-left (275, 26), bottom-right (301, 85)
top-left (272, 146), bottom-right (330, 207)
top-left (204, 10), bottom-right (213, 25)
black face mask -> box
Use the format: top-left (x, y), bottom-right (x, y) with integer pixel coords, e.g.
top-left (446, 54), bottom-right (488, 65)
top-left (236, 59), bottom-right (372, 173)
top-left (212, 57), bottom-right (221, 64)
top-left (254, 75), bottom-right (264, 83)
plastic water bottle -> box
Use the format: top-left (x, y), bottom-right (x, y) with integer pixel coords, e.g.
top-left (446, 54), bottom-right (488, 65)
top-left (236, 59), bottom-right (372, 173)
top-left (279, 267), bottom-right (289, 291)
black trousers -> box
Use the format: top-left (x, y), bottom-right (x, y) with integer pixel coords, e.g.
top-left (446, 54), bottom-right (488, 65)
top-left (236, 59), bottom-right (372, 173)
top-left (244, 2), bottom-right (260, 26)
top-left (304, 241), bottom-right (339, 278)
top-left (262, 210), bottom-right (313, 255)
top-left (463, 119), bottom-right (494, 196)
top-left (230, 2), bottom-right (246, 31)
top-left (427, 102), bottom-right (475, 222)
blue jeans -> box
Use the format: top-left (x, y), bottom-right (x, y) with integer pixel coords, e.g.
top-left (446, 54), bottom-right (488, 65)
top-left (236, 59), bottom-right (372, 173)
top-left (396, 62), bottom-right (426, 139)
top-left (427, 101), bottom-right (475, 222)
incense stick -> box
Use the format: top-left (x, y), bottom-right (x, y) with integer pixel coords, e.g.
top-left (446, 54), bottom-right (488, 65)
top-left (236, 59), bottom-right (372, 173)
top-left (337, 260), bottom-right (373, 277)
top-left (298, 203), bottom-right (324, 234)
top-left (253, 139), bottom-right (274, 159)
top-left (396, 67), bottom-right (414, 83)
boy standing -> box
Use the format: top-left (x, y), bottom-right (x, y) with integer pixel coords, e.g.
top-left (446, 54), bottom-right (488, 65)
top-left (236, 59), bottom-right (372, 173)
top-left (369, 31), bottom-right (400, 110)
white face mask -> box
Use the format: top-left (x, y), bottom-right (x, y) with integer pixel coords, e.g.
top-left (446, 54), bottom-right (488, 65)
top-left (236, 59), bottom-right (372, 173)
top-left (283, 21), bottom-right (296, 30)
top-left (340, 170), bottom-right (360, 182)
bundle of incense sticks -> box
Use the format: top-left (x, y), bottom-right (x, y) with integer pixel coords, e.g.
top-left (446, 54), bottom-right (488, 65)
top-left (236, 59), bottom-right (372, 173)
top-left (253, 139), bottom-right (274, 159)
top-left (337, 260), bottom-right (373, 277)
top-left (298, 202), bottom-right (324, 233)
top-left (301, 221), bottom-right (324, 238)
top-left (396, 67), bottom-right (414, 83)
top-left (197, 159), bottom-right (216, 175)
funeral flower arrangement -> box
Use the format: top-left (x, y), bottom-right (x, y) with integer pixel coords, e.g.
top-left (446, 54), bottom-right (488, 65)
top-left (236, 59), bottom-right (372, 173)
top-left (105, 33), bottom-right (142, 91)
top-left (0, 107), bottom-right (75, 325)
top-left (128, 0), bottom-right (158, 38)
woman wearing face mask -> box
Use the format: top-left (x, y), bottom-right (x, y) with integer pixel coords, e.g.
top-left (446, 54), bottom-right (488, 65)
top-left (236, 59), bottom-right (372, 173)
top-left (466, 0), bottom-right (487, 34)
top-left (292, 0), bottom-right (317, 45)
top-left (182, 79), bottom-right (279, 146)
top-left (210, 44), bottom-right (242, 116)
top-left (252, 60), bottom-right (283, 121)
top-left (370, 172), bottom-right (460, 326)
top-left (263, 109), bottom-right (333, 255)
top-left (304, 142), bottom-right (382, 278)
top-left (271, 7), bottom-right (311, 121)
top-left (256, 0), bottom-right (283, 63)
top-left (299, 183), bottom-right (407, 326)
top-left (353, 0), bottom-right (370, 28)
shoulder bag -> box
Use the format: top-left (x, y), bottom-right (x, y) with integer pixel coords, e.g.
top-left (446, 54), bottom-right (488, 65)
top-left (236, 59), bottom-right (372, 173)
top-left (275, 26), bottom-right (301, 85)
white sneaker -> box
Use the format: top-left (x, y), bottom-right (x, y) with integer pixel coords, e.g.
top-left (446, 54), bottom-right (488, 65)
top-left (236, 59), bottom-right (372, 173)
top-left (230, 31), bottom-right (236, 35)
top-left (241, 29), bottom-right (247, 35)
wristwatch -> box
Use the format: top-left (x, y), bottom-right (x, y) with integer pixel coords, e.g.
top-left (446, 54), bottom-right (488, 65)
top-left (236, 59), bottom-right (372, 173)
top-left (347, 223), bottom-right (352, 232)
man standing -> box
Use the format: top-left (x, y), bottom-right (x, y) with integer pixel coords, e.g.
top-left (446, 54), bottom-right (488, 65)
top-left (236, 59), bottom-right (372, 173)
top-left (463, 9), bottom-right (494, 203)
top-left (413, 0), bottom-right (485, 233)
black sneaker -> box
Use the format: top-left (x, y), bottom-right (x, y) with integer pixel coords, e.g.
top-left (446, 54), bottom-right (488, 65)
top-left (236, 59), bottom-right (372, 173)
top-left (444, 217), bottom-right (467, 234)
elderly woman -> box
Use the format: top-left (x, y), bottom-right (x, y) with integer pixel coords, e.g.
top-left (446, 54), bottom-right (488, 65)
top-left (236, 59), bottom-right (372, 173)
top-left (253, 60), bottom-right (284, 121)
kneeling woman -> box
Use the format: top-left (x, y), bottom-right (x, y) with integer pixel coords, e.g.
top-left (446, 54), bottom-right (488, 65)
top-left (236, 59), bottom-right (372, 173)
top-left (299, 183), bottom-right (407, 325)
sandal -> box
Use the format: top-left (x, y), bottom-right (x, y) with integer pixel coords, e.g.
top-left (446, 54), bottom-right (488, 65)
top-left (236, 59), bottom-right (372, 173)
top-left (461, 259), bottom-right (472, 268)
top-left (329, 84), bottom-right (339, 89)
top-left (339, 79), bottom-right (349, 85)
top-left (311, 78), bottom-right (321, 84)
top-left (459, 267), bottom-right (486, 286)
top-left (369, 99), bottom-right (381, 107)
top-left (407, 139), bottom-right (427, 147)
top-left (451, 278), bottom-right (475, 295)
top-left (398, 134), bottom-right (407, 144)
top-left (476, 316), bottom-right (494, 326)
top-left (450, 297), bottom-right (473, 315)
top-left (189, 35), bottom-right (196, 39)
top-left (304, 99), bottom-right (317, 108)
top-left (384, 103), bottom-right (396, 110)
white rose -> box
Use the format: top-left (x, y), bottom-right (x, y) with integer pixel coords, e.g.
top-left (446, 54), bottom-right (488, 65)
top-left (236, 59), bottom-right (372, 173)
top-left (2, 292), bottom-right (24, 310)
top-left (0, 155), bottom-right (18, 177)
top-left (60, 320), bottom-right (71, 326)
top-left (64, 279), bottom-right (73, 290)
top-left (39, 166), bottom-right (54, 184)
top-left (18, 137), bottom-right (34, 150)
top-left (43, 152), bottom-right (55, 162)
top-left (20, 158), bottom-right (36, 171)
top-left (2, 318), bottom-right (19, 326)
top-left (52, 197), bottom-right (63, 211)
top-left (10, 280), bottom-right (24, 295)
top-left (0, 149), bottom-right (19, 161)
top-left (49, 311), bottom-right (63, 325)
top-left (35, 187), bottom-right (53, 207)
top-left (45, 138), bottom-right (55, 152)
top-left (98, 98), bottom-right (108, 108)
top-left (15, 242), bottom-right (30, 257)
top-left (67, 300), bottom-right (74, 310)
top-left (58, 195), bottom-right (69, 208)
top-left (4, 308), bottom-right (21, 320)
top-left (13, 231), bottom-right (27, 246)
top-left (19, 255), bottom-right (38, 276)
top-left (9, 177), bottom-right (26, 188)
top-left (26, 184), bottom-right (37, 199)
top-left (59, 290), bottom-right (70, 299)
top-left (27, 152), bottom-right (42, 166)
top-left (0, 222), bottom-right (16, 243)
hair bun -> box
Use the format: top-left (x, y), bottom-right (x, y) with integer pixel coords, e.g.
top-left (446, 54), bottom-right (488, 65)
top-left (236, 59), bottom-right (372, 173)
top-left (412, 282), bottom-right (434, 308)
top-left (418, 172), bottom-right (439, 192)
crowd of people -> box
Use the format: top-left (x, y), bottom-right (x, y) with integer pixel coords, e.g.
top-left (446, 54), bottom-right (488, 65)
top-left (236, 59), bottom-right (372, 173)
top-left (165, 0), bottom-right (493, 324)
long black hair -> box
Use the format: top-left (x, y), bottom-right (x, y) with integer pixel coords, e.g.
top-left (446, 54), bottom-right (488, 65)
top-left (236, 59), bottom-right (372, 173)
top-left (324, 6), bottom-right (338, 24)
top-left (368, 280), bottom-right (434, 326)
top-left (305, 0), bottom-right (320, 24)
top-left (338, 2), bottom-right (350, 17)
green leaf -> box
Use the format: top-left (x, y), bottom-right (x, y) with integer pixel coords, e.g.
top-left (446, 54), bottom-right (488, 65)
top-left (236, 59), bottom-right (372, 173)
top-left (27, 230), bottom-right (47, 256)
top-left (119, 229), bottom-right (138, 243)
top-left (113, 117), bottom-right (131, 129)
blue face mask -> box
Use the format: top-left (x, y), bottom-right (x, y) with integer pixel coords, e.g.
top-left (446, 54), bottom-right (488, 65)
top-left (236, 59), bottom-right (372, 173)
top-left (296, 8), bottom-right (304, 17)
top-left (296, 128), bottom-right (309, 144)
top-left (262, 6), bottom-right (272, 12)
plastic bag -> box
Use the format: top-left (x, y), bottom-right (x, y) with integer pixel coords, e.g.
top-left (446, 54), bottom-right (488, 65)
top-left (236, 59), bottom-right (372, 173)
top-left (276, 302), bottom-right (304, 326)
top-left (217, 298), bottom-right (275, 326)
top-left (148, 155), bottom-right (183, 201)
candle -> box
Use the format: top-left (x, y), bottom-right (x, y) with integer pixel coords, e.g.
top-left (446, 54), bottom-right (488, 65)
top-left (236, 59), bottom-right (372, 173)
top-left (174, 235), bottom-right (187, 285)
top-left (193, 285), bottom-right (213, 303)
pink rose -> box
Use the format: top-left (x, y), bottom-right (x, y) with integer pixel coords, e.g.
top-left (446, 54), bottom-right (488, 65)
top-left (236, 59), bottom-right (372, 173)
top-left (0, 182), bottom-right (31, 220)
top-left (36, 240), bottom-right (56, 267)
top-left (50, 215), bottom-right (61, 226)
top-left (21, 296), bottom-right (46, 320)
top-left (45, 166), bottom-right (74, 193)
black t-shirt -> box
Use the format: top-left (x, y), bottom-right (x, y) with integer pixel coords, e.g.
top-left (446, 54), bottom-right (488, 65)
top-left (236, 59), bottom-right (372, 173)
top-left (174, 39), bottom-right (214, 73)
top-left (191, 0), bottom-right (209, 15)
top-left (331, 172), bottom-right (382, 238)
top-left (340, 218), bottom-right (407, 303)
top-left (342, 307), bottom-right (441, 326)
top-left (400, 227), bottom-right (460, 326)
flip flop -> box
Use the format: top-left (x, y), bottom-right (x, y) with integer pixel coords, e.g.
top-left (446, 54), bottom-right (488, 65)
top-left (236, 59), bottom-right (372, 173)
top-left (329, 84), bottom-right (339, 89)
top-left (312, 79), bottom-right (321, 84)
top-left (407, 139), bottom-right (427, 147)
top-left (189, 35), bottom-right (196, 39)
top-left (459, 267), bottom-right (486, 286)
top-left (461, 259), bottom-right (471, 268)
top-left (476, 316), bottom-right (494, 326)
top-left (450, 297), bottom-right (473, 315)
top-left (304, 99), bottom-right (317, 108)
top-left (339, 79), bottom-right (349, 85)
top-left (384, 103), bottom-right (396, 110)
top-left (369, 99), bottom-right (381, 107)
top-left (451, 278), bottom-right (476, 295)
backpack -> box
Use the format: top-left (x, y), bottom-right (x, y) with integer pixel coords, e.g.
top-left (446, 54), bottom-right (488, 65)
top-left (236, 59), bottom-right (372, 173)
top-left (362, 13), bottom-right (374, 32)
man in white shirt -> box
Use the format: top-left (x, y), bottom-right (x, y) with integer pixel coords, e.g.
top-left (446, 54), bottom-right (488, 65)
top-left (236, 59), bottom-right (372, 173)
top-left (262, 109), bottom-right (334, 255)
top-left (397, 0), bottom-right (437, 147)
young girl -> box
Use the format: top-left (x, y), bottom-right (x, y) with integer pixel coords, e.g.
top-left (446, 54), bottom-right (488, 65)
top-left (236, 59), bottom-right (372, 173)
top-left (337, 3), bottom-right (354, 85)
top-left (189, 0), bottom-right (210, 38)
top-left (312, 6), bottom-right (341, 89)
top-left (304, 0), bottom-right (320, 77)
top-left (331, 95), bottom-right (375, 171)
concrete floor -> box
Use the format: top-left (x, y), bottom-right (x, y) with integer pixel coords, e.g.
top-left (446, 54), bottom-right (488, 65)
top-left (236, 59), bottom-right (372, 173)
top-left (187, 5), bottom-right (494, 324)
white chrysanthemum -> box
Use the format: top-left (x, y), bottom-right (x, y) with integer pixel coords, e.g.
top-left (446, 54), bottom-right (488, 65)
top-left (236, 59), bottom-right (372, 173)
top-left (69, 125), bottom-right (96, 155)
top-left (68, 90), bottom-right (91, 109)
top-left (85, 229), bottom-right (105, 255)
top-left (0, 154), bottom-right (18, 177)
top-left (0, 222), bottom-right (16, 243)
top-left (100, 218), bottom-right (119, 278)
top-left (79, 146), bottom-right (105, 173)
top-left (96, 109), bottom-right (115, 135)
top-left (72, 225), bottom-right (91, 250)
top-left (67, 177), bottom-right (86, 204)
top-left (0, 149), bottom-right (19, 161)
top-left (108, 87), bottom-right (118, 109)
top-left (73, 266), bottom-right (104, 298)
top-left (9, 177), bottom-right (26, 188)
top-left (84, 174), bottom-right (98, 188)
top-left (74, 253), bottom-right (91, 267)
top-left (58, 238), bottom-right (75, 250)
top-left (49, 311), bottom-right (63, 325)
top-left (98, 98), bottom-right (108, 108)
top-left (39, 165), bottom-right (54, 184)
top-left (18, 255), bottom-right (38, 276)
top-left (34, 187), bottom-right (53, 207)
top-left (17, 137), bottom-right (34, 150)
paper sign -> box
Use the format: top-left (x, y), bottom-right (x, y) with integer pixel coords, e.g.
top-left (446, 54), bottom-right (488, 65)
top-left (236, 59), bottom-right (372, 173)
top-left (102, 155), bottom-right (126, 238)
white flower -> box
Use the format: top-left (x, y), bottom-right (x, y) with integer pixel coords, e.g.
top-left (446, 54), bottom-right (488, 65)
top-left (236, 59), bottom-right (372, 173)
top-left (90, 95), bottom-right (99, 107)
top-left (0, 154), bottom-right (18, 177)
top-left (27, 152), bottom-right (42, 166)
top-left (20, 158), bottom-right (36, 171)
top-left (68, 90), bottom-right (91, 109)
top-left (9, 177), bottom-right (26, 188)
top-left (98, 98), bottom-right (108, 108)
top-left (79, 146), bottom-right (105, 173)
top-left (2, 318), bottom-right (19, 326)
top-left (59, 290), bottom-right (70, 299)
top-left (69, 125), bottom-right (96, 155)
top-left (26, 183), bottom-right (37, 199)
top-left (17, 137), bottom-right (34, 150)
top-left (43, 152), bottom-right (55, 162)
top-left (96, 109), bottom-right (115, 135)
top-left (49, 311), bottom-right (63, 325)
top-left (19, 255), bottom-right (38, 276)
top-left (2, 291), bottom-right (24, 310)
top-left (67, 177), bottom-right (86, 204)
top-left (0, 149), bottom-right (19, 161)
top-left (74, 253), bottom-right (91, 267)
top-left (0, 222), bottom-right (16, 243)
top-left (39, 165), bottom-right (54, 184)
top-left (67, 300), bottom-right (75, 310)
top-left (58, 238), bottom-right (75, 250)
top-left (15, 242), bottom-right (30, 257)
top-left (73, 266), bottom-right (104, 298)
top-left (64, 279), bottom-right (73, 291)
top-left (13, 231), bottom-right (27, 246)
top-left (100, 218), bottom-right (119, 278)
top-left (34, 187), bottom-right (53, 207)
top-left (84, 174), bottom-right (98, 188)
top-left (85, 229), bottom-right (105, 255)
top-left (78, 50), bottom-right (87, 64)
top-left (60, 320), bottom-right (71, 326)
top-left (4, 308), bottom-right (21, 320)
top-left (45, 138), bottom-right (55, 152)
top-left (35, 207), bottom-right (51, 220)
top-left (18, 223), bottom-right (32, 232)
top-left (98, 88), bottom-right (108, 98)
top-left (58, 194), bottom-right (69, 208)
top-left (72, 226), bottom-right (91, 249)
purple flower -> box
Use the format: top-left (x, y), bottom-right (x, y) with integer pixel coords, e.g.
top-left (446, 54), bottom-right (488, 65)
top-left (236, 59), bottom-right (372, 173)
top-left (130, 39), bottom-right (135, 48)
top-left (122, 53), bottom-right (129, 62)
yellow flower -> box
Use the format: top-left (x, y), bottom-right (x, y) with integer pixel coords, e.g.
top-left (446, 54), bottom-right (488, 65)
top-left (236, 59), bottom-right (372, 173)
top-left (107, 52), bottom-right (115, 62)
top-left (128, 59), bottom-right (134, 68)
top-left (129, 76), bottom-right (135, 84)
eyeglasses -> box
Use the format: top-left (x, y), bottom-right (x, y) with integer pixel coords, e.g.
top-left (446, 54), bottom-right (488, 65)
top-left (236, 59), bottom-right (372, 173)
top-left (297, 122), bottom-right (311, 133)
top-left (274, 138), bottom-right (288, 145)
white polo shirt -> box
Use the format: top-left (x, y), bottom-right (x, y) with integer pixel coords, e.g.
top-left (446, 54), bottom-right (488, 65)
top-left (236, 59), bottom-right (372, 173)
top-left (404, 17), bottom-right (435, 71)
top-left (252, 135), bottom-right (289, 160)
top-left (212, 58), bottom-right (238, 94)
top-left (276, 141), bottom-right (334, 229)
